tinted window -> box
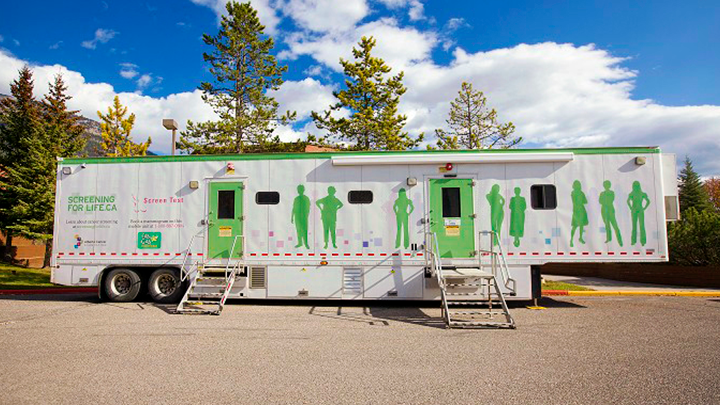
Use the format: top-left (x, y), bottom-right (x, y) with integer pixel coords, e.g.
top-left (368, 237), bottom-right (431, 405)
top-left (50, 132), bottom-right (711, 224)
top-left (217, 190), bottom-right (235, 219)
top-left (531, 185), bottom-right (557, 210)
top-left (348, 190), bottom-right (373, 204)
top-left (255, 191), bottom-right (280, 205)
top-left (442, 187), bottom-right (461, 217)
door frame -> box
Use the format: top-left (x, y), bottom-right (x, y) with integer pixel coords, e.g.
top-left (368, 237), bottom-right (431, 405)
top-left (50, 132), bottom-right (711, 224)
top-left (423, 174), bottom-right (479, 261)
top-left (204, 176), bottom-right (248, 263)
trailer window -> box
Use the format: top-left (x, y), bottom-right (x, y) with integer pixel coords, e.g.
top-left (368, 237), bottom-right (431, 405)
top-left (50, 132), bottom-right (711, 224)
top-left (217, 190), bottom-right (236, 219)
top-left (531, 185), bottom-right (557, 210)
top-left (255, 191), bottom-right (280, 205)
top-left (348, 190), bottom-right (373, 204)
top-left (442, 187), bottom-right (461, 217)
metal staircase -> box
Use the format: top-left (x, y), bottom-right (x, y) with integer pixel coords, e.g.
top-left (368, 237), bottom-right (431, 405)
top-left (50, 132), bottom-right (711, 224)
top-left (176, 235), bottom-right (243, 315)
top-left (425, 231), bottom-right (516, 329)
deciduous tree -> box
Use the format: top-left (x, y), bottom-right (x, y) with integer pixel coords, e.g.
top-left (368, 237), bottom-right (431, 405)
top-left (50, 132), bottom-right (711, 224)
top-left (179, 1), bottom-right (294, 154)
top-left (97, 96), bottom-right (151, 157)
top-left (311, 36), bottom-right (422, 151)
top-left (704, 177), bottom-right (720, 212)
top-left (434, 82), bottom-right (519, 150)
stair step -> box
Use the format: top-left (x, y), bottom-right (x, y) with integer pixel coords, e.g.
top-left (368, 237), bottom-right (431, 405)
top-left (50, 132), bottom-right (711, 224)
top-left (449, 311), bottom-right (507, 316)
top-left (184, 301), bottom-right (221, 306)
top-left (176, 308), bottom-right (220, 315)
top-left (441, 268), bottom-right (493, 279)
top-left (189, 293), bottom-right (223, 299)
top-left (448, 321), bottom-right (515, 329)
top-left (446, 283), bottom-right (483, 287)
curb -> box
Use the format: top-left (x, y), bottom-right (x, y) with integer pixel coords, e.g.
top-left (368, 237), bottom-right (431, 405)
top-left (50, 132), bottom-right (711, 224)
top-left (0, 287), bottom-right (98, 296)
top-left (543, 290), bottom-right (720, 297)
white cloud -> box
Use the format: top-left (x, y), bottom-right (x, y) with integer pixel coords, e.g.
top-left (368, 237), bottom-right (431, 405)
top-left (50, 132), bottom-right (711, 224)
top-left (407, 0), bottom-right (424, 21)
top-left (119, 63), bottom-right (138, 79)
top-left (279, 0), bottom-right (369, 32)
top-left (49, 41), bottom-right (63, 50)
top-left (188, 0), bottom-right (281, 34)
top-left (270, 77), bottom-right (336, 119)
top-left (280, 18), bottom-right (437, 72)
top-left (81, 28), bottom-right (117, 50)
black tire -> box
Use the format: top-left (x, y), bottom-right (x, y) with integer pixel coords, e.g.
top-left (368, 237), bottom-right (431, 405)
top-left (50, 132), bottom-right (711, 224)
top-left (148, 268), bottom-right (185, 303)
top-left (104, 268), bottom-right (142, 302)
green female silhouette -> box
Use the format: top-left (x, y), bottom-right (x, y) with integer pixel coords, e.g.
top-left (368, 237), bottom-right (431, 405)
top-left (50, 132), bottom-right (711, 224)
top-left (316, 186), bottom-right (343, 249)
top-left (509, 187), bottom-right (526, 247)
top-left (627, 181), bottom-right (650, 246)
top-left (393, 188), bottom-right (414, 249)
top-left (486, 184), bottom-right (505, 244)
top-left (570, 180), bottom-right (589, 248)
top-left (291, 184), bottom-right (311, 248)
top-left (599, 180), bottom-right (623, 246)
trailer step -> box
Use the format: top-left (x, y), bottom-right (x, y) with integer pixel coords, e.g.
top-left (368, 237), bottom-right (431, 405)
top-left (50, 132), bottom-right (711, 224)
top-left (177, 257), bottom-right (242, 316)
top-left (448, 320), bottom-right (515, 329)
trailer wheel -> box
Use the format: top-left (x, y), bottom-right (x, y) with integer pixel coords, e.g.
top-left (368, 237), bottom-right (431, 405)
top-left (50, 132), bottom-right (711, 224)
top-left (148, 268), bottom-right (185, 303)
top-left (104, 268), bottom-right (141, 302)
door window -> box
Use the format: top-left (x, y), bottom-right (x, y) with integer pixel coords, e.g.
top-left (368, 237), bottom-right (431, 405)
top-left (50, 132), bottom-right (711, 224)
top-left (217, 190), bottom-right (235, 219)
top-left (442, 187), bottom-right (461, 217)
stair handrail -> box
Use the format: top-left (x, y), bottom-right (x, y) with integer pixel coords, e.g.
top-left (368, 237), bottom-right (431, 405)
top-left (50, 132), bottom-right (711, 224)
top-left (180, 233), bottom-right (201, 282)
top-left (425, 231), bottom-right (450, 325)
top-left (225, 235), bottom-right (243, 282)
top-left (478, 230), bottom-right (516, 294)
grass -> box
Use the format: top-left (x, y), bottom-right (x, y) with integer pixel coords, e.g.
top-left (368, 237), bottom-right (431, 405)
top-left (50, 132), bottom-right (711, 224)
top-left (0, 262), bottom-right (58, 290)
top-left (542, 280), bottom-right (594, 291)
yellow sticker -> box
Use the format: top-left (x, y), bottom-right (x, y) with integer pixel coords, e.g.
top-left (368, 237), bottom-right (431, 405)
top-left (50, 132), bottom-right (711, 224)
top-left (219, 226), bottom-right (232, 237)
top-left (445, 226), bottom-right (460, 236)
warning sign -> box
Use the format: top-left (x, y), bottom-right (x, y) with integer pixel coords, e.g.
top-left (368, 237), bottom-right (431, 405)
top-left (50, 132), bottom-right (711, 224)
top-left (219, 226), bottom-right (232, 237)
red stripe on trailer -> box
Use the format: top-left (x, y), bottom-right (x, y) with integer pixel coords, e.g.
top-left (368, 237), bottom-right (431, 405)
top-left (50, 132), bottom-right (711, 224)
top-left (519, 252), bottom-right (527, 256)
top-left (143, 253), bottom-right (149, 256)
top-left (532, 252), bottom-right (540, 256)
top-left (557, 252), bottom-right (565, 255)
top-left (121, 253), bottom-right (127, 256)
top-left (507, 252), bottom-right (514, 256)
top-left (132, 253), bottom-right (138, 256)
top-left (89, 253), bottom-right (95, 255)
top-left (404, 253), bottom-right (412, 256)
top-left (58, 252), bottom-right (64, 256)
top-left (261, 253), bottom-right (268, 256)
top-left (175, 253), bottom-right (182, 256)
top-left (100, 253), bottom-right (106, 256)
top-left (582, 252), bottom-right (590, 256)
top-left (620, 252), bottom-right (628, 256)
top-left (416, 253), bottom-right (423, 256)
top-left (164, 253), bottom-right (171, 256)
top-left (392, 253), bottom-right (400, 256)
top-left (250, 253), bottom-right (257, 256)
top-left (68, 252), bottom-right (74, 255)
top-left (594, 252), bottom-right (603, 255)
top-left (380, 253), bottom-right (388, 256)
top-left (569, 252), bottom-right (577, 255)
top-left (308, 253), bottom-right (315, 256)
top-left (111, 253), bottom-right (117, 256)
top-left (661, 255), bottom-right (666, 259)
top-left (332, 253), bottom-right (339, 256)
top-left (285, 253), bottom-right (292, 256)
top-left (273, 253), bottom-right (280, 256)
top-left (153, 253), bottom-right (160, 256)
top-left (646, 251), bottom-right (653, 255)
top-left (356, 253), bottom-right (362, 256)
top-left (544, 252), bottom-right (552, 256)
top-left (196, 253), bottom-right (203, 256)
top-left (79, 253), bottom-right (85, 256)
top-left (633, 252), bottom-right (641, 255)
top-left (344, 253), bottom-right (351, 256)
top-left (481, 252), bottom-right (490, 256)
top-left (368, 253), bottom-right (375, 256)
top-left (608, 252), bottom-right (615, 255)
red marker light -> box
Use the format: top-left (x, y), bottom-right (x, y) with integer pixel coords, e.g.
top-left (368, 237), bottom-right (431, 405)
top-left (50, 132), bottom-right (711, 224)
top-left (445, 163), bottom-right (453, 171)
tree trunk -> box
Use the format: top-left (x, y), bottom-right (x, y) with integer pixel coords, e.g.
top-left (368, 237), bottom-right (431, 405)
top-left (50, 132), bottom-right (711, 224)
top-left (4, 232), bottom-right (13, 263)
top-left (43, 238), bottom-right (53, 268)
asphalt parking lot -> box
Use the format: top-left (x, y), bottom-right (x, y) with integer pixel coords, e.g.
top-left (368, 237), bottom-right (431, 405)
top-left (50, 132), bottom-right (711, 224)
top-left (1, 295), bottom-right (719, 405)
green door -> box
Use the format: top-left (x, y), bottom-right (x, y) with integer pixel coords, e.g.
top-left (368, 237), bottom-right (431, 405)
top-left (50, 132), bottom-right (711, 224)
top-left (208, 182), bottom-right (244, 259)
top-left (429, 178), bottom-right (475, 258)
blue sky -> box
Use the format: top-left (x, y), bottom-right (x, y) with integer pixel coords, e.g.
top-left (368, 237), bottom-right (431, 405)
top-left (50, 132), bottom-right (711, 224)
top-left (1, 0), bottom-right (719, 174)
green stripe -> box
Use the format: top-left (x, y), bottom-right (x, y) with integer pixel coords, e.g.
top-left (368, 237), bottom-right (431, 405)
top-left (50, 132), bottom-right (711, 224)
top-left (60, 146), bottom-right (661, 165)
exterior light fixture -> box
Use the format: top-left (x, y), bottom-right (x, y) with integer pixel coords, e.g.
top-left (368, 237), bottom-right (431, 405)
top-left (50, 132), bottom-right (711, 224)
top-left (635, 156), bottom-right (647, 165)
top-left (189, 181), bottom-right (199, 190)
top-left (62, 167), bottom-right (72, 175)
top-left (162, 119), bottom-right (179, 156)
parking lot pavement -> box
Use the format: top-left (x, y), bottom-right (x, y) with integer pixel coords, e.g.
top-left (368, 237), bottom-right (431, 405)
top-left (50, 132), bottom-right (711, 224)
top-left (1, 295), bottom-right (719, 405)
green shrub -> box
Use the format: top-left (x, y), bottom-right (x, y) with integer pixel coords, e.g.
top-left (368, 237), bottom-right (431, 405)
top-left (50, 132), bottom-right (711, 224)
top-left (668, 208), bottom-right (720, 266)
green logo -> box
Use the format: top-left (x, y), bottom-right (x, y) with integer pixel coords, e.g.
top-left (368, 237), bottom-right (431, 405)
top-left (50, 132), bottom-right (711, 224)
top-left (138, 232), bottom-right (161, 249)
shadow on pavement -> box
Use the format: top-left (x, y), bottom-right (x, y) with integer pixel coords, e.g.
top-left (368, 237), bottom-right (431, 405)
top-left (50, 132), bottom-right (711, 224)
top-left (0, 292), bottom-right (99, 302)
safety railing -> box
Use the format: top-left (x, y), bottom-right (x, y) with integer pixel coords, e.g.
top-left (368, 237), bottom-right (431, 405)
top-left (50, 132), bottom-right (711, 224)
top-left (180, 233), bottom-right (202, 282)
top-left (477, 230), bottom-right (516, 294)
top-left (225, 235), bottom-right (244, 282)
top-left (425, 231), bottom-right (450, 325)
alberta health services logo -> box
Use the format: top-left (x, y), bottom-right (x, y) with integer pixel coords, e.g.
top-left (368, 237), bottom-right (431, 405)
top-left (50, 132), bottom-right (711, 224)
top-left (73, 234), bottom-right (82, 249)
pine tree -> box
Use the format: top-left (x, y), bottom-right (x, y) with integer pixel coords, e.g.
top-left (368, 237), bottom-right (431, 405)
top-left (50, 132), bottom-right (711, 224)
top-left (435, 82), bottom-right (519, 150)
top-left (0, 66), bottom-right (43, 262)
top-left (97, 96), bottom-right (151, 157)
top-left (311, 36), bottom-right (422, 151)
top-left (678, 156), bottom-right (711, 214)
top-left (43, 74), bottom-right (86, 158)
top-left (179, 1), bottom-right (295, 154)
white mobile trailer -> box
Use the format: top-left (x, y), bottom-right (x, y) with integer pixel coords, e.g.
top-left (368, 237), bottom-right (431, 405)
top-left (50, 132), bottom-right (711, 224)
top-left (51, 147), bottom-right (677, 304)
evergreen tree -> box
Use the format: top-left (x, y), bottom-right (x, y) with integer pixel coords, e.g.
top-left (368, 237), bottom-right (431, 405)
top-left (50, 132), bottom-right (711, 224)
top-left (0, 66), bottom-right (43, 262)
top-left (179, 1), bottom-right (295, 154)
top-left (311, 36), bottom-right (422, 151)
top-left (434, 82), bottom-right (519, 150)
top-left (678, 156), bottom-right (711, 215)
top-left (43, 74), bottom-right (86, 158)
top-left (97, 96), bottom-right (151, 157)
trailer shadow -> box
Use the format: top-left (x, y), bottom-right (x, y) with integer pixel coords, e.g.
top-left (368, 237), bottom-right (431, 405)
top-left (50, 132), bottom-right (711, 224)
top-left (0, 292), bottom-right (99, 302)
